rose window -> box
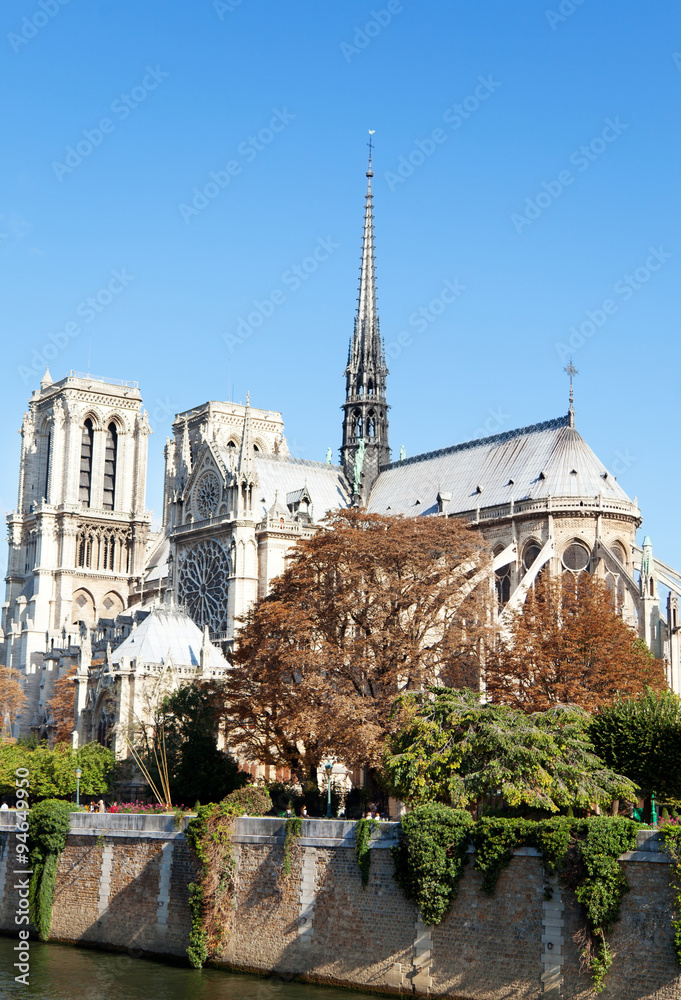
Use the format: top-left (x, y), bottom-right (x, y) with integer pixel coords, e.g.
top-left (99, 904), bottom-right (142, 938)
top-left (562, 541), bottom-right (590, 573)
top-left (177, 540), bottom-right (230, 633)
top-left (194, 471), bottom-right (221, 520)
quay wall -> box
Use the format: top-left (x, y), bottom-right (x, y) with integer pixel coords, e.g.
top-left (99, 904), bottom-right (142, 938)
top-left (0, 814), bottom-right (678, 999)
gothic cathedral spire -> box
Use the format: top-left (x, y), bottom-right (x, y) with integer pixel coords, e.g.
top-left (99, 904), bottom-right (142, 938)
top-left (341, 141), bottom-right (390, 501)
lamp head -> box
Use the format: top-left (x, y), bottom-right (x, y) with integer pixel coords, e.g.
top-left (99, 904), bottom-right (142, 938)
top-left (75, 767), bottom-right (82, 779)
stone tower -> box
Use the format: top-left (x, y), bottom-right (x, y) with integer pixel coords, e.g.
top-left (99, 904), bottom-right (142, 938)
top-left (2, 370), bottom-right (151, 680)
top-left (341, 144), bottom-right (390, 501)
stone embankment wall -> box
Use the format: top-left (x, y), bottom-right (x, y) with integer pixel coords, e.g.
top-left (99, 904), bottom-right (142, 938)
top-left (0, 813), bottom-right (678, 1000)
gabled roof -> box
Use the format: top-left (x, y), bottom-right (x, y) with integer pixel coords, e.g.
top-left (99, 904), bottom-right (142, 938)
top-left (368, 416), bottom-right (633, 517)
top-left (110, 605), bottom-right (229, 670)
top-left (254, 455), bottom-right (351, 523)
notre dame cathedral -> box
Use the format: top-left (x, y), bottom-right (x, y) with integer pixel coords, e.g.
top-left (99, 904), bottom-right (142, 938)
top-left (3, 151), bottom-right (681, 755)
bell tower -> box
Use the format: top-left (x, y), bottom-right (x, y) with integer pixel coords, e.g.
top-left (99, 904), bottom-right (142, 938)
top-left (341, 138), bottom-right (390, 502)
top-left (2, 370), bottom-right (151, 679)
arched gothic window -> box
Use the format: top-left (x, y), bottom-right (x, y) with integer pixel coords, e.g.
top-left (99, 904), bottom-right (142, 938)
top-left (43, 432), bottom-right (51, 501)
top-left (103, 423), bottom-right (117, 511)
top-left (79, 420), bottom-right (93, 505)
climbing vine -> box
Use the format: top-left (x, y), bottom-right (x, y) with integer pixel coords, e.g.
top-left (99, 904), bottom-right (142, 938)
top-left (27, 799), bottom-right (72, 941)
top-left (392, 803), bottom-right (473, 925)
top-left (392, 810), bottom-right (640, 994)
top-left (471, 817), bottom-right (532, 895)
top-left (660, 825), bottom-right (681, 967)
top-left (283, 817), bottom-right (303, 876)
top-left (185, 785), bottom-right (271, 969)
top-left (355, 817), bottom-right (379, 888)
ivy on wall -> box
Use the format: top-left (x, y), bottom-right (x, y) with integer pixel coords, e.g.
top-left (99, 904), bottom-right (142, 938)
top-left (185, 786), bottom-right (271, 969)
top-left (27, 799), bottom-right (72, 941)
top-left (660, 825), bottom-right (681, 967)
top-left (282, 816), bottom-right (302, 876)
top-left (355, 817), bottom-right (379, 888)
top-left (392, 803), bottom-right (474, 924)
top-left (391, 807), bottom-right (640, 994)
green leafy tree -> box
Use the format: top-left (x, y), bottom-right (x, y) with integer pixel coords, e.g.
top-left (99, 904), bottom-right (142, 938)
top-left (0, 741), bottom-right (113, 800)
top-left (143, 684), bottom-right (249, 806)
top-left (589, 688), bottom-right (681, 800)
top-left (383, 688), bottom-right (636, 814)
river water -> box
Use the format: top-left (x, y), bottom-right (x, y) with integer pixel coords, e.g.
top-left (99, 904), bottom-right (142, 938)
top-left (0, 935), bottom-right (379, 1000)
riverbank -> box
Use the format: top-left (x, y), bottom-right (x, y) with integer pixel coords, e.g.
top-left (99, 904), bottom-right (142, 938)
top-left (0, 814), bottom-right (678, 998)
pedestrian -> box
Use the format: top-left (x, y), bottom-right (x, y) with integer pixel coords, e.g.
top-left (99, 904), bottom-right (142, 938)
top-left (97, 799), bottom-right (105, 813)
top-left (89, 801), bottom-right (95, 813)
top-left (285, 805), bottom-right (293, 818)
top-left (0, 800), bottom-right (8, 811)
top-left (301, 805), bottom-right (308, 818)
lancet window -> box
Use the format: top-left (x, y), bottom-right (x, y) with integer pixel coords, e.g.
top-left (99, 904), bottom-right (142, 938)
top-left (79, 419), bottom-right (93, 506)
top-left (76, 523), bottom-right (131, 573)
top-left (103, 423), bottom-right (117, 511)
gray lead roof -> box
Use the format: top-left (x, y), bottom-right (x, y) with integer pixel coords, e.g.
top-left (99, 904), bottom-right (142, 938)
top-left (367, 416), bottom-right (633, 517)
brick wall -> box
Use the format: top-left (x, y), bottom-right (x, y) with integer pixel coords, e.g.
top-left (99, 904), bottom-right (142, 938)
top-left (0, 814), bottom-right (679, 1000)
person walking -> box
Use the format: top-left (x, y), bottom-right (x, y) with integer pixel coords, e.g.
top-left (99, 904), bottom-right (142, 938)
top-left (97, 799), bottom-right (106, 813)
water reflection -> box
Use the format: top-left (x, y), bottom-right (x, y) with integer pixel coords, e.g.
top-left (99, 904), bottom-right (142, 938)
top-left (0, 936), bottom-right (376, 1000)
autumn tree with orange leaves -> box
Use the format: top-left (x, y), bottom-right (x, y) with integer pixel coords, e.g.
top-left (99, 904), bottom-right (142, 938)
top-left (484, 572), bottom-right (666, 713)
top-left (0, 667), bottom-right (27, 737)
top-left (46, 667), bottom-right (77, 744)
top-left (222, 509), bottom-right (492, 781)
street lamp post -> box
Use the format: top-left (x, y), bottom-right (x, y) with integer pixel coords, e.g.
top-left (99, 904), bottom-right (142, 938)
top-left (75, 767), bottom-right (82, 808)
top-left (325, 762), bottom-right (333, 819)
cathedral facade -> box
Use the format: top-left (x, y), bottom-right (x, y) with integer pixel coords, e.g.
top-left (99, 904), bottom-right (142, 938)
top-left (3, 152), bottom-right (681, 749)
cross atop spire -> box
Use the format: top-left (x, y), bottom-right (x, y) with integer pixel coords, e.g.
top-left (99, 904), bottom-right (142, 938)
top-left (564, 360), bottom-right (578, 428)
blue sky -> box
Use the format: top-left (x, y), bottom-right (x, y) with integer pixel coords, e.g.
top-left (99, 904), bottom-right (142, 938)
top-left (1, 1), bottom-right (681, 567)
